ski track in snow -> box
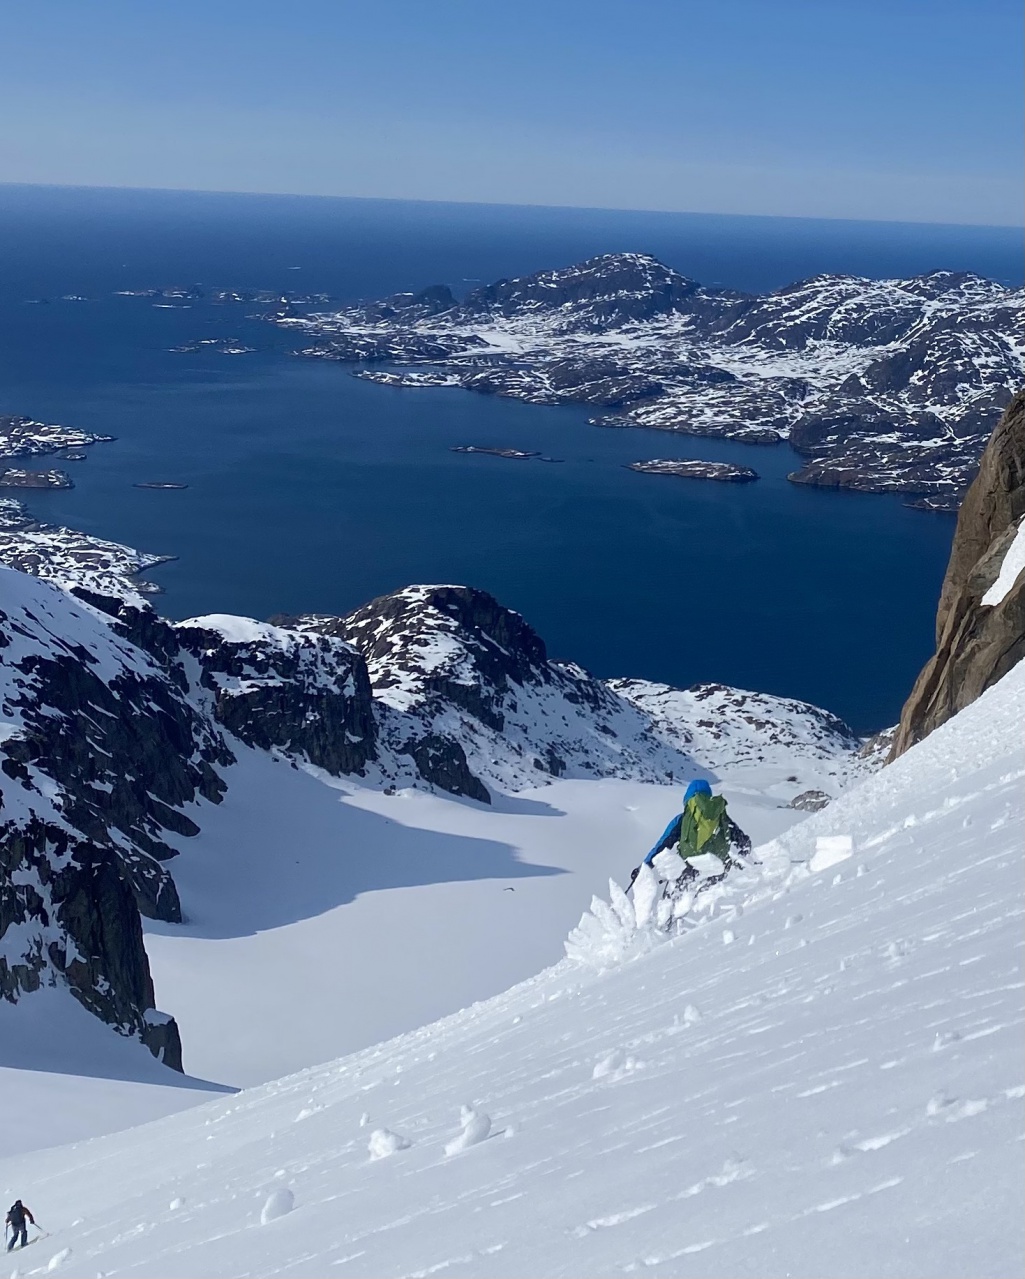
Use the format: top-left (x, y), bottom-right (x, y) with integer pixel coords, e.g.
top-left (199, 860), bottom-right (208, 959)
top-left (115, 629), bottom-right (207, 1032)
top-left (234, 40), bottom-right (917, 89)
top-left (0, 662), bottom-right (1022, 1276)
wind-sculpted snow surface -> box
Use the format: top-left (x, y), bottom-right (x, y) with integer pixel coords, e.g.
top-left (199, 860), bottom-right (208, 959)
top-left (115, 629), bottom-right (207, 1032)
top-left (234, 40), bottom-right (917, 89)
top-left (282, 253), bottom-right (1025, 507)
top-left (3, 659), bottom-right (1021, 1277)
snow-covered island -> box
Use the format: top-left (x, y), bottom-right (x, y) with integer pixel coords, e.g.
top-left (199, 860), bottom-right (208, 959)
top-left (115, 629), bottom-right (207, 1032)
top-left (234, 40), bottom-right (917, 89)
top-left (0, 412), bottom-right (115, 459)
top-left (628, 458), bottom-right (759, 482)
top-left (451, 444), bottom-right (541, 459)
top-left (169, 337), bottom-right (255, 355)
top-left (0, 466), bottom-right (73, 489)
top-left (276, 253), bottom-right (1024, 508)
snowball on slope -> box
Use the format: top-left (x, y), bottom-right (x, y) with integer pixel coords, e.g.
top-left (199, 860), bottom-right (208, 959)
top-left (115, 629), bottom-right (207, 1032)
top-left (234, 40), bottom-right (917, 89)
top-left (260, 1188), bottom-right (294, 1224)
top-left (444, 1105), bottom-right (491, 1155)
top-left (367, 1128), bottom-right (411, 1160)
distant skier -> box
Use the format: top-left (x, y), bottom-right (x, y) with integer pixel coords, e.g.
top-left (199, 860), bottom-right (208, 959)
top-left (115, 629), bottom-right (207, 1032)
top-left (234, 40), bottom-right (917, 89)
top-left (5, 1200), bottom-right (35, 1251)
top-left (631, 779), bottom-right (752, 891)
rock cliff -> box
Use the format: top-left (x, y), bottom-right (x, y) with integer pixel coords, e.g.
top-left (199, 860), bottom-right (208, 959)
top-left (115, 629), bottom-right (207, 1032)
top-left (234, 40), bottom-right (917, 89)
top-left (175, 615), bottom-right (375, 776)
top-left (890, 390), bottom-right (1025, 756)
top-left (0, 572), bottom-right (228, 1066)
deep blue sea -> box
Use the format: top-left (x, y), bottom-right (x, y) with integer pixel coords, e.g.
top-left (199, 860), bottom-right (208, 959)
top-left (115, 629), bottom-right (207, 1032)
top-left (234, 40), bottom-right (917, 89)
top-left (1, 184), bottom-right (1021, 733)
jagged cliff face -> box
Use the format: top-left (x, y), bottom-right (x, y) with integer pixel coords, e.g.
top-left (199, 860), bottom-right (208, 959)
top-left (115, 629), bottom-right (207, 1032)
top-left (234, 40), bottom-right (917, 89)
top-left (0, 572), bottom-right (230, 1067)
top-left (175, 615), bottom-right (376, 777)
top-left (891, 390), bottom-right (1025, 757)
top-left (0, 580), bottom-right (379, 1068)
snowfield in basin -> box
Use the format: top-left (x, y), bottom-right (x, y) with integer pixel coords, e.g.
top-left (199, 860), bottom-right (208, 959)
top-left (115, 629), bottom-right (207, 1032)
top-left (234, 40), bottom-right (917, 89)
top-left (2, 661), bottom-right (1021, 1276)
top-left (143, 748), bottom-right (844, 1089)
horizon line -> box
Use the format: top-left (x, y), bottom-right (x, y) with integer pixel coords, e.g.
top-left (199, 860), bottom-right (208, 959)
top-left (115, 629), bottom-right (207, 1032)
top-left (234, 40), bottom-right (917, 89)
top-left (1, 180), bottom-right (1022, 234)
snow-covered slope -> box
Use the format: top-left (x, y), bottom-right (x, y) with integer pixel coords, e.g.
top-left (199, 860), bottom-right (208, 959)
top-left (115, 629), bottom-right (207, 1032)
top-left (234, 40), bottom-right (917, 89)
top-left (4, 657), bottom-right (1021, 1277)
top-left (141, 756), bottom-right (818, 1089)
top-left (0, 991), bottom-right (229, 1158)
top-left (2, 563), bottom-right (869, 1138)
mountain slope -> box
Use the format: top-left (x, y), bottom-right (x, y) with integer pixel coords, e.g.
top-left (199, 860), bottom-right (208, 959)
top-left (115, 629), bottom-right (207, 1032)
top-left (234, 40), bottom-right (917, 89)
top-left (3, 563), bottom-right (867, 1088)
top-left (4, 656), bottom-right (1021, 1278)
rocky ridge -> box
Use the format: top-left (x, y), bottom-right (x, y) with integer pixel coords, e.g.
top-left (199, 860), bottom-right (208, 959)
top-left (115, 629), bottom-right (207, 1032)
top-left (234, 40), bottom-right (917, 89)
top-left (274, 583), bottom-right (866, 801)
top-left (891, 389), bottom-right (1025, 755)
top-left (0, 572), bottom-right (232, 1069)
top-left (281, 253), bottom-right (1024, 507)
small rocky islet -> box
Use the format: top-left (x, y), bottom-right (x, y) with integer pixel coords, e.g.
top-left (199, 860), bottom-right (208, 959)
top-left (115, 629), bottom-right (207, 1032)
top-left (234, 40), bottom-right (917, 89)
top-left (0, 467), bottom-right (74, 490)
top-left (451, 445), bottom-right (540, 460)
top-left (628, 458), bottom-right (759, 483)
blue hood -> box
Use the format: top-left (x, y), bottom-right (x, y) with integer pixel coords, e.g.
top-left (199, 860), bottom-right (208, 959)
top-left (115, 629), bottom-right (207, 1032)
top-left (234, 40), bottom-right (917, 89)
top-left (683, 779), bottom-right (712, 804)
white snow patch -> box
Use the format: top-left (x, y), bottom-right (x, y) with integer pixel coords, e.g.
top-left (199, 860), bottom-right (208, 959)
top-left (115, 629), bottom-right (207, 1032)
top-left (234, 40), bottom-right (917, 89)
top-left (982, 518), bottom-right (1025, 606)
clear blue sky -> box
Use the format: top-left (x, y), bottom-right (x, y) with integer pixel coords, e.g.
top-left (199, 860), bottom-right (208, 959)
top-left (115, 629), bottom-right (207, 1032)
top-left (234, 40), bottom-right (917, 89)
top-left (1, 0), bottom-right (1020, 225)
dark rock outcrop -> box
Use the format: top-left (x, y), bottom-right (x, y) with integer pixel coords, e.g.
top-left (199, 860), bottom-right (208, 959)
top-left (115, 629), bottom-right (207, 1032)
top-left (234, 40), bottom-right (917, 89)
top-left (788, 789), bottom-right (832, 812)
top-left (3, 589), bottom-right (231, 924)
top-left (890, 391), bottom-right (1025, 757)
top-left (176, 616), bottom-right (376, 776)
top-left (402, 733), bottom-right (490, 804)
top-left (0, 571), bottom-right (225, 1065)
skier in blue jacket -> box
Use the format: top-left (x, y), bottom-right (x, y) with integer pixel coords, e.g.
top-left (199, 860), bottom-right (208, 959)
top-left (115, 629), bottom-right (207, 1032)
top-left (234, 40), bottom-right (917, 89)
top-left (631, 779), bottom-right (751, 886)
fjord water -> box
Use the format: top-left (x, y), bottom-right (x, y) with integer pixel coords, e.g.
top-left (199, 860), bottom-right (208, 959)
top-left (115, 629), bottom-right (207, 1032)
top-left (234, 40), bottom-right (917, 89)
top-left (1, 186), bottom-right (1021, 732)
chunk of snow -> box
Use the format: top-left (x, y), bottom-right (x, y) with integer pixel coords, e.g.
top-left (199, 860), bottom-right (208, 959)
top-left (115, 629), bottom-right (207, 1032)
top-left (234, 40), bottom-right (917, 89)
top-left (592, 1049), bottom-right (626, 1079)
top-left (685, 852), bottom-right (725, 878)
top-left (810, 835), bottom-right (854, 872)
top-left (631, 863), bottom-right (659, 927)
top-left (652, 849), bottom-right (684, 881)
top-left (367, 1127), bottom-right (411, 1159)
top-left (46, 1251), bottom-right (70, 1272)
top-left (260, 1188), bottom-right (295, 1224)
top-left (445, 1106), bottom-right (491, 1155)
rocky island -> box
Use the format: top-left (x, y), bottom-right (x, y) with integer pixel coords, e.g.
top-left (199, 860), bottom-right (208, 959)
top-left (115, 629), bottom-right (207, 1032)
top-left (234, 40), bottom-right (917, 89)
top-left (451, 445), bottom-right (540, 459)
top-left (275, 253), bottom-right (1024, 508)
top-left (628, 458), bottom-right (758, 482)
top-left (0, 467), bottom-right (73, 489)
top-left (169, 337), bottom-right (255, 355)
top-left (1, 413), bottom-right (114, 459)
